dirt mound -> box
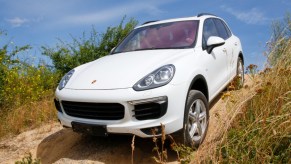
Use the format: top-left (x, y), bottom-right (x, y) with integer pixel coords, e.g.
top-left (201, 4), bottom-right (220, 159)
top-left (0, 123), bottom-right (178, 163)
top-left (0, 123), bottom-right (62, 163)
top-left (37, 131), bottom-right (159, 164)
top-left (36, 128), bottom-right (82, 163)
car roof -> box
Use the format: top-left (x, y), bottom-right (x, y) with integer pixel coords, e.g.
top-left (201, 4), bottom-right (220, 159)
top-left (136, 14), bottom-right (219, 29)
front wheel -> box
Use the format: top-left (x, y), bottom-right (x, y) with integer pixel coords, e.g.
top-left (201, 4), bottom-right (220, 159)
top-left (175, 90), bottom-right (209, 149)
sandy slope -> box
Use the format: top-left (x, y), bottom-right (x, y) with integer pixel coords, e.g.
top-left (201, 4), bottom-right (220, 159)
top-left (0, 77), bottom-right (254, 164)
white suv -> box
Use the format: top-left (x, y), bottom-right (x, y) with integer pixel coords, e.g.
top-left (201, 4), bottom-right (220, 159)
top-left (54, 13), bottom-right (244, 148)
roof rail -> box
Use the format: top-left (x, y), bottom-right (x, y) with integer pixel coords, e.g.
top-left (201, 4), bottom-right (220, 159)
top-left (197, 13), bottom-right (217, 17)
top-left (142, 20), bottom-right (159, 25)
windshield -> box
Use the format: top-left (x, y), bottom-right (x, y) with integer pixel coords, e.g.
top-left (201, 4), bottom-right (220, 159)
top-left (114, 20), bottom-right (199, 53)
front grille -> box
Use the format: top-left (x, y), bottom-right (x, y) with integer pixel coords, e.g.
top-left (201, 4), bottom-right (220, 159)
top-left (62, 101), bottom-right (124, 120)
top-left (133, 101), bottom-right (167, 120)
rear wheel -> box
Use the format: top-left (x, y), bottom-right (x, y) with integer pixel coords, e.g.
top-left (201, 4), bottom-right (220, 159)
top-left (236, 57), bottom-right (244, 89)
top-left (175, 90), bottom-right (209, 149)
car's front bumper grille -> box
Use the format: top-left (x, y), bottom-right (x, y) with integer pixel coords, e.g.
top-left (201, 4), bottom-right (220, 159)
top-left (61, 101), bottom-right (125, 120)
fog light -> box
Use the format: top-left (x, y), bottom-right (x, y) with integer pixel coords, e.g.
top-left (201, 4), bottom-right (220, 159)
top-left (141, 126), bottom-right (162, 135)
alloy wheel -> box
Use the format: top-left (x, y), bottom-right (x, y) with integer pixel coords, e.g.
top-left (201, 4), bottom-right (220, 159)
top-left (187, 99), bottom-right (207, 142)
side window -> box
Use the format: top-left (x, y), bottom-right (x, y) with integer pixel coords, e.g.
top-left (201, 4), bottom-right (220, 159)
top-left (213, 19), bottom-right (229, 40)
top-left (222, 21), bottom-right (232, 37)
top-left (202, 19), bottom-right (219, 49)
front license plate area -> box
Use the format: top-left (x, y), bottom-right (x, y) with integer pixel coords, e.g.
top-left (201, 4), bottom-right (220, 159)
top-left (72, 122), bottom-right (107, 136)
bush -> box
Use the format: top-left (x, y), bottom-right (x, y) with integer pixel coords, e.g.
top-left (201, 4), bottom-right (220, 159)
top-left (1, 65), bottom-right (59, 108)
top-left (0, 39), bottom-right (30, 107)
top-left (0, 35), bottom-right (59, 109)
top-left (0, 32), bottom-right (59, 138)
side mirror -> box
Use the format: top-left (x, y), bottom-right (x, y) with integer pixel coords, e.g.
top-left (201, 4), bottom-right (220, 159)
top-left (109, 47), bottom-right (116, 54)
top-left (206, 36), bottom-right (225, 54)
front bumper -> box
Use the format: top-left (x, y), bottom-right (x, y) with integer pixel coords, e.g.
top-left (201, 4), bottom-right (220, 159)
top-left (55, 83), bottom-right (187, 138)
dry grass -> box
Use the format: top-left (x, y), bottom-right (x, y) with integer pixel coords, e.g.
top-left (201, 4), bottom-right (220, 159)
top-left (0, 96), bottom-right (57, 139)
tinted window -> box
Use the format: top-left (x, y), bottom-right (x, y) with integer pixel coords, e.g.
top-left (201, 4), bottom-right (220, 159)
top-left (213, 19), bottom-right (229, 40)
top-left (203, 19), bottom-right (219, 41)
top-left (202, 19), bottom-right (219, 49)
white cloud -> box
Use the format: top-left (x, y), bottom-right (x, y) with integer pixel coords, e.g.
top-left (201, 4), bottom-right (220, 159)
top-left (221, 5), bottom-right (269, 25)
top-left (5, 17), bottom-right (29, 27)
top-left (5, 16), bottom-right (44, 28)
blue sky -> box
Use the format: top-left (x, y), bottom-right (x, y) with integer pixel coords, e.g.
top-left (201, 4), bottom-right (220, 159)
top-left (0, 0), bottom-right (290, 68)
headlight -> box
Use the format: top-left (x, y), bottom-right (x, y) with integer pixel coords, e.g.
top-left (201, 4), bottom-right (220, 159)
top-left (133, 65), bottom-right (175, 91)
top-left (58, 69), bottom-right (75, 90)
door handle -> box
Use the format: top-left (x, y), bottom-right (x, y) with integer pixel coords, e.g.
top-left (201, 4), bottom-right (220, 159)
top-left (234, 42), bottom-right (238, 46)
top-left (223, 48), bottom-right (227, 53)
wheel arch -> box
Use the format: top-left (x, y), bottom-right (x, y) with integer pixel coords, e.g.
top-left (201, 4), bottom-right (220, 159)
top-left (239, 52), bottom-right (244, 65)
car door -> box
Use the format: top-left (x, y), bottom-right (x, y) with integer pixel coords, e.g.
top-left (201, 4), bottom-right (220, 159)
top-left (213, 18), bottom-right (234, 83)
top-left (223, 20), bottom-right (240, 79)
top-left (202, 18), bottom-right (228, 98)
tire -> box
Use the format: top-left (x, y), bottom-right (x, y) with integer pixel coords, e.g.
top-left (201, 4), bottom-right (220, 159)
top-left (236, 57), bottom-right (244, 89)
top-left (174, 90), bottom-right (209, 149)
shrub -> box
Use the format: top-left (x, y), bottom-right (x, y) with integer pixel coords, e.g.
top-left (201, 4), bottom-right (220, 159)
top-left (0, 32), bottom-right (59, 138)
top-left (0, 38), bottom-right (31, 107)
top-left (0, 36), bottom-right (59, 109)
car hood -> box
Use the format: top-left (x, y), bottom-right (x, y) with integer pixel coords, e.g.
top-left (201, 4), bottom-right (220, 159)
top-left (65, 49), bottom-right (190, 90)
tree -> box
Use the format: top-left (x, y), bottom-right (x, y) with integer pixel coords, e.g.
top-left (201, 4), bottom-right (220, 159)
top-left (42, 17), bottom-right (138, 75)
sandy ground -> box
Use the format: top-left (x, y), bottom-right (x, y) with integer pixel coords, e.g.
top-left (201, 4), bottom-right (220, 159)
top-left (0, 123), bottom-right (177, 164)
top-left (0, 77), bottom-right (254, 164)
